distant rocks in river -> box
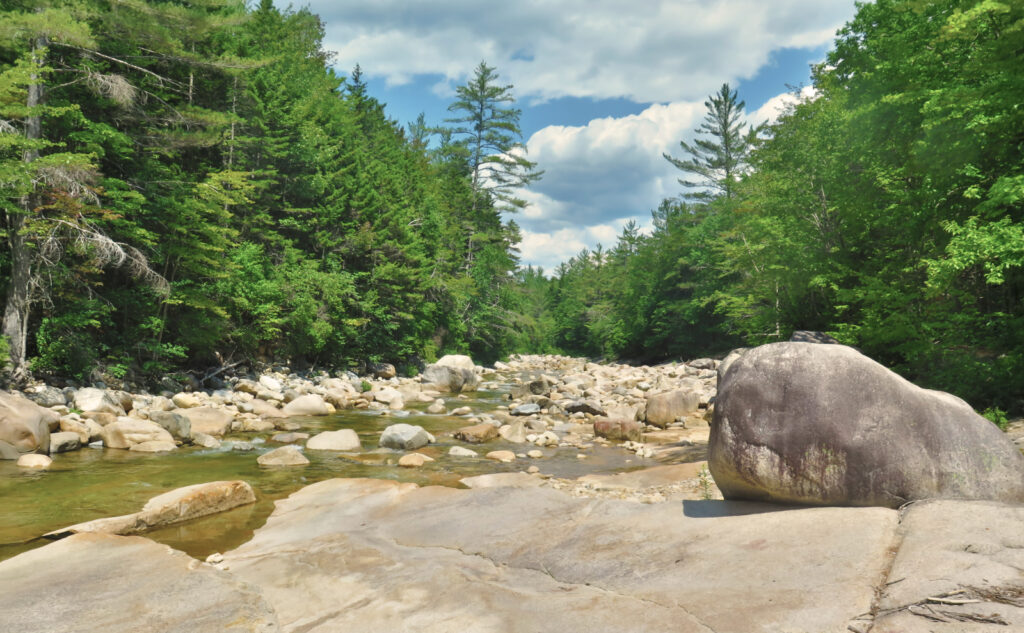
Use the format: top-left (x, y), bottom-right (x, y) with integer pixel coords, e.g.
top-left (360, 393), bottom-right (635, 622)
top-left (710, 342), bottom-right (1024, 508)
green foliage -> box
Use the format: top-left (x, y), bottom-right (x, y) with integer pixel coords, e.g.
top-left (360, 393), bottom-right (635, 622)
top-left (982, 407), bottom-right (1010, 432)
top-left (360, 380), bottom-right (372, 393)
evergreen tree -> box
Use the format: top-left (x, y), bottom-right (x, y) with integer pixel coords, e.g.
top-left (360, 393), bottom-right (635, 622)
top-left (663, 83), bottom-right (756, 201)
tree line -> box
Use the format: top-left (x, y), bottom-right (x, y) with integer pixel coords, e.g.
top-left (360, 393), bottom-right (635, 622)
top-left (1, 0), bottom-right (538, 385)
top-left (522, 0), bottom-right (1024, 415)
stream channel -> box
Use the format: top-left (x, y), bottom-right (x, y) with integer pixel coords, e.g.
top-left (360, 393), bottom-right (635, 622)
top-left (0, 379), bottom-right (639, 563)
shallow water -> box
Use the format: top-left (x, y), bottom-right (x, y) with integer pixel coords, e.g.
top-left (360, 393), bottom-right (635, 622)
top-left (0, 386), bottom-right (637, 562)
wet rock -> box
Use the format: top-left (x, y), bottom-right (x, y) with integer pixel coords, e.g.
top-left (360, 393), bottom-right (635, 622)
top-left (281, 394), bottom-right (329, 417)
top-left (232, 442), bottom-right (255, 452)
top-left (48, 431), bottom-right (81, 454)
top-left (0, 440), bottom-right (20, 460)
top-left (449, 406), bottom-right (472, 416)
top-left (16, 453), bottom-right (52, 469)
top-left (0, 392), bottom-right (54, 456)
top-left (398, 453), bottom-right (434, 468)
top-left (129, 440), bottom-right (176, 453)
top-left (73, 388), bottom-right (125, 416)
top-left (192, 432), bottom-right (221, 449)
top-left (101, 419), bottom-right (174, 450)
top-left (258, 445), bottom-right (309, 467)
top-left (0, 533), bottom-right (280, 633)
top-left (60, 417), bottom-right (101, 444)
top-left (454, 423), bottom-right (498, 443)
top-left (498, 419), bottom-right (529, 443)
top-left (306, 429), bottom-right (361, 451)
top-left (270, 432), bottom-right (309, 444)
top-left (426, 399), bottom-right (446, 414)
top-left (379, 423), bottom-right (433, 450)
top-left (485, 450), bottom-right (516, 463)
top-left (593, 418), bottom-right (644, 442)
top-left (147, 410), bottom-right (191, 441)
top-left (241, 418), bottom-right (275, 433)
top-left (710, 342), bottom-right (1024, 507)
top-left (448, 446), bottom-right (478, 457)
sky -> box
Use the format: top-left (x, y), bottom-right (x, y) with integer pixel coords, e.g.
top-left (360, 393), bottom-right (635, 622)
top-left (283, 1), bottom-right (861, 271)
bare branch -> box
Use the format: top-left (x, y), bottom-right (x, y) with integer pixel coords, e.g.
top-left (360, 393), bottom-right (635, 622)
top-left (86, 72), bottom-right (137, 106)
top-left (34, 164), bottom-right (100, 204)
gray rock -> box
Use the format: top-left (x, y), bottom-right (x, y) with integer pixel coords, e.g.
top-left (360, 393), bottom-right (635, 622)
top-left (192, 432), bottom-right (221, 449)
top-left (510, 403), bottom-right (541, 416)
top-left (789, 330), bottom-right (840, 344)
top-left (48, 431), bottom-right (81, 454)
top-left (281, 394), bottom-right (329, 417)
top-left (148, 410), bottom-right (191, 441)
top-left (0, 533), bottom-right (280, 633)
top-left (24, 386), bottom-right (66, 408)
top-left (710, 342), bottom-right (1024, 508)
top-left (421, 364), bottom-right (479, 394)
top-left (565, 399), bottom-right (606, 416)
top-left (498, 420), bottom-right (528, 443)
top-left (379, 423), bottom-right (433, 450)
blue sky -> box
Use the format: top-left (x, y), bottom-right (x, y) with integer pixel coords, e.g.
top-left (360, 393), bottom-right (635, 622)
top-left (284, 1), bottom-right (860, 270)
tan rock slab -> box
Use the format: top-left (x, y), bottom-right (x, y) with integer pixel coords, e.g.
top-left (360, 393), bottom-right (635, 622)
top-left (257, 445), bottom-right (309, 467)
top-left (398, 452), bottom-right (434, 468)
top-left (578, 463), bottom-right (706, 490)
top-left (179, 406), bottom-right (235, 436)
top-left (223, 478), bottom-right (898, 633)
top-left (485, 450), bottom-right (516, 463)
top-left (16, 453), bottom-right (52, 469)
top-left (101, 419), bottom-right (174, 449)
top-left (0, 533), bottom-right (279, 633)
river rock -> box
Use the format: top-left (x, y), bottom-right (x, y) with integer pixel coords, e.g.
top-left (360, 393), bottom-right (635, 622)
top-left (24, 386), bottom-right (66, 408)
top-left (170, 392), bottom-right (202, 409)
top-left (398, 452), bottom-right (434, 468)
top-left (421, 364), bottom-right (479, 393)
top-left (511, 403), bottom-right (541, 416)
top-left (148, 410), bottom-right (191, 440)
top-left (426, 399), bottom-right (446, 414)
top-left (47, 481), bottom-right (258, 539)
top-left (241, 418), bottom-right (276, 433)
top-left (220, 478), bottom-right (906, 633)
top-left (249, 398), bottom-right (286, 419)
top-left (379, 423), bottom-right (433, 450)
top-left (453, 423), bottom-right (498, 443)
top-left (485, 450), bottom-right (516, 463)
top-left (234, 379), bottom-right (260, 395)
top-left (498, 420), bottom-right (529, 443)
top-left (710, 342), bottom-right (1024, 507)
top-left (645, 389), bottom-right (700, 427)
top-left (270, 432), bottom-right (309, 444)
top-left (593, 418), bottom-right (644, 442)
top-left (258, 445), bottom-right (309, 467)
top-left (82, 410), bottom-right (116, 426)
top-left (179, 406), bottom-right (235, 436)
top-left (48, 431), bottom-right (81, 454)
top-left (0, 532), bottom-right (280, 633)
top-left (281, 394), bottom-right (329, 416)
top-left (73, 387), bottom-right (125, 416)
top-left (0, 440), bottom-right (20, 460)
top-left (0, 391), bottom-right (54, 456)
top-left (101, 419), bottom-right (174, 450)
top-left (373, 362), bottom-right (397, 379)
top-left (448, 446), bottom-right (478, 457)
top-left (259, 375), bottom-right (283, 391)
top-left (16, 453), bottom-right (52, 469)
top-left (306, 429), bottom-right (361, 451)
top-left (449, 405), bottom-right (472, 416)
top-left (128, 440), bottom-right (176, 453)
top-left (565, 399), bottom-right (606, 416)
top-left (59, 417), bottom-right (100, 444)
top-left (192, 432), bottom-right (221, 449)
top-left (434, 354), bottom-right (476, 371)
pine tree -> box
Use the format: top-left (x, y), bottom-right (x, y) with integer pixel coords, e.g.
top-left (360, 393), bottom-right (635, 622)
top-left (663, 83), bottom-right (756, 201)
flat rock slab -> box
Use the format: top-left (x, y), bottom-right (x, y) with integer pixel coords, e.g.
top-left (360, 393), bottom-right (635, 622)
top-left (577, 462), bottom-right (706, 490)
top-left (0, 533), bottom-right (279, 633)
top-left (872, 500), bottom-right (1024, 632)
top-left (224, 478), bottom-right (898, 633)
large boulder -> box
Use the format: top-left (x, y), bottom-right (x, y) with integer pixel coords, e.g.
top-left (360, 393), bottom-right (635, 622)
top-left (179, 406), bottom-right (235, 436)
top-left (101, 419), bottom-right (174, 450)
top-left (147, 410), bottom-right (192, 441)
top-left (73, 387), bottom-right (125, 416)
top-left (23, 386), bottom-right (66, 408)
top-left (593, 418), bottom-right (644, 442)
top-left (710, 342), bottom-right (1024, 508)
top-left (453, 423), bottom-right (499, 444)
top-left (0, 533), bottom-right (280, 633)
top-left (379, 423), bottom-right (433, 450)
top-left (645, 389), bottom-right (700, 427)
top-left (281, 394), bottom-right (329, 417)
top-left (421, 356), bottom-right (479, 393)
top-left (48, 431), bottom-right (81, 454)
top-left (0, 391), bottom-right (54, 456)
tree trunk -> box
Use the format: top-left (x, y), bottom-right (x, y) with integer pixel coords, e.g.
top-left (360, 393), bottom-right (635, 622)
top-left (2, 35), bottom-right (46, 382)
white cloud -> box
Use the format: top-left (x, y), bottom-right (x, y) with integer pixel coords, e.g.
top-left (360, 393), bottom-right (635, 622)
top-left (304, 1), bottom-right (855, 103)
top-left (519, 222), bottom-right (643, 271)
top-left (749, 85), bottom-right (819, 126)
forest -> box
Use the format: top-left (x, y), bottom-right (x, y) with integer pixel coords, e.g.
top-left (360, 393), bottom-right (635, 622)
top-left (2, 0), bottom-right (1023, 415)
